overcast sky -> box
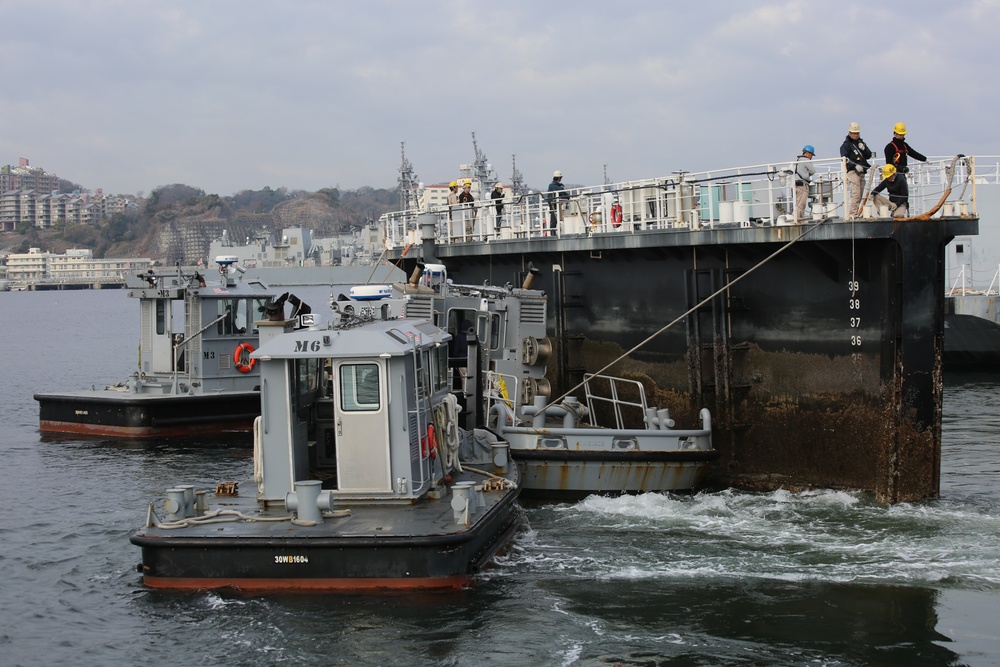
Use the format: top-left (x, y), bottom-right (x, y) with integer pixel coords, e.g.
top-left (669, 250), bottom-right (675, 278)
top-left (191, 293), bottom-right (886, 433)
top-left (1, 1), bottom-right (996, 197)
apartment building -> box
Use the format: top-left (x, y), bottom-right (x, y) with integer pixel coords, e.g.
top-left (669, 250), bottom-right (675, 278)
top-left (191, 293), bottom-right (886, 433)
top-left (6, 247), bottom-right (152, 283)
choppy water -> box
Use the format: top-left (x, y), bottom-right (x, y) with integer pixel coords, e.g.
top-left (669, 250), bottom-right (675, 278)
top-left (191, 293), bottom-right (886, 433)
top-left (1, 289), bottom-right (998, 666)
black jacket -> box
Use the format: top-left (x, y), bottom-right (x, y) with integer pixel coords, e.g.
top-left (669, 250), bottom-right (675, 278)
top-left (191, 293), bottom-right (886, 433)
top-left (884, 138), bottom-right (927, 173)
top-left (871, 175), bottom-right (909, 206)
top-left (840, 135), bottom-right (873, 172)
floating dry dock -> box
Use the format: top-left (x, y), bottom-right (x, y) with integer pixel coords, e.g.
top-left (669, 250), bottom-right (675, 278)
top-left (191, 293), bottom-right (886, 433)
top-left (382, 156), bottom-right (980, 502)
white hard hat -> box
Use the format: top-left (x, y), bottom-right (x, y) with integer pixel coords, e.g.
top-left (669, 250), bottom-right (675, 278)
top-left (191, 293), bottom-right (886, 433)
top-left (848, 122), bottom-right (861, 133)
top-left (495, 183), bottom-right (503, 189)
top-left (553, 170), bottom-right (562, 178)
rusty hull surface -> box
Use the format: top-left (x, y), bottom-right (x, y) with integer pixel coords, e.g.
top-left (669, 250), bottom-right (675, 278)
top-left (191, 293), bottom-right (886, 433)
top-left (401, 217), bottom-right (977, 503)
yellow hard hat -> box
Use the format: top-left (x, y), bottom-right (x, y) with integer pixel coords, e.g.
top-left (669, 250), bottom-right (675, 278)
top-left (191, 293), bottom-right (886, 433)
top-left (463, 180), bottom-right (472, 187)
top-left (893, 122), bottom-right (907, 135)
top-left (449, 181), bottom-right (457, 187)
top-left (882, 164), bottom-right (897, 179)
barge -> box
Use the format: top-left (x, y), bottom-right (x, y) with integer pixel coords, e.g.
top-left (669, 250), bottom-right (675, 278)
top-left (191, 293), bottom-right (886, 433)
top-left (131, 290), bottom-right (520, 590)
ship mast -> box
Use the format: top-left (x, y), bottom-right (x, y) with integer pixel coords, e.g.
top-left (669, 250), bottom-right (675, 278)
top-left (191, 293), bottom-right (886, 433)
top-left (459, 132), bottom-right (498, 198)
top-left (397, 141), bottom-right (421, 212)
top-left (510, 154), bottom-right (525, 197)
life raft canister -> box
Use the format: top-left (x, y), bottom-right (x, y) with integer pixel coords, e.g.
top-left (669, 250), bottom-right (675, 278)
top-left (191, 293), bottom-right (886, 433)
top-left (611, 202), bottom-right (623, 227)
top-left (422, 423), bottom-right (438, 458)
top-left (234, 341), bottom-right (256, 373)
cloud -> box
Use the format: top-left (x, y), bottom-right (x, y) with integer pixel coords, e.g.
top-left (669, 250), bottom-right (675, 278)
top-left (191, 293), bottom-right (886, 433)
top-left (0, 1), bottom-right (996, 196)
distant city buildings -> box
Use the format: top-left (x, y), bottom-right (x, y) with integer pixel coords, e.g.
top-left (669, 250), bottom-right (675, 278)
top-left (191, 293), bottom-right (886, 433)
top-left (5, 247), bottom-right (152, 284)
top-left (0, 157), bottom-right (137, 232)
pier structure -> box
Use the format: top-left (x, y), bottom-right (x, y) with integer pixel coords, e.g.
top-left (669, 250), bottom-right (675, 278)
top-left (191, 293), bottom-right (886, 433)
top-left (381, 156), bottom-right (980, 502)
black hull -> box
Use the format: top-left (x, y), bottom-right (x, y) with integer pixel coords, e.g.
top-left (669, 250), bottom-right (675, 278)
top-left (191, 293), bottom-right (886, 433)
top-left (943, 313), bottom-right (1000, 368)
top-left (34, 391), bottom-right (260, 438)
top-left (130, 500), bottom-right (522, 591)
top-left (403, 218), bottom-right (979, 502)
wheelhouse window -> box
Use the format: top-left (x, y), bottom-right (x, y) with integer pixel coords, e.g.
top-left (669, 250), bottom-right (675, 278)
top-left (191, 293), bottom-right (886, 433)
top-left (340, 363), bottom-right (380, 412)
top-left (434, 344), bottom-right (448, 391)
top-left (155, 300), bottom-right (167, 336)
top-left (291, 357), bottom-right (323, 419)
top-left (217, 298), bottom-right (250, 335)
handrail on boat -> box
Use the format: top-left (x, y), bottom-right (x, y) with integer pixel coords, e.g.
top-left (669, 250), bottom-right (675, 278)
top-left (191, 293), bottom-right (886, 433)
top-left (380, 155), bottom-right (985, 248)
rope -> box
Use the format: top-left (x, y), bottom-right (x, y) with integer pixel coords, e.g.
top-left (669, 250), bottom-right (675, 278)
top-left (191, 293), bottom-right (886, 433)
top-left (148, 504), bottom-right (352, 529)
top-left (462, 466), bottom-right (517, 490)
top-left (441, 393), bottom-right (463, 472)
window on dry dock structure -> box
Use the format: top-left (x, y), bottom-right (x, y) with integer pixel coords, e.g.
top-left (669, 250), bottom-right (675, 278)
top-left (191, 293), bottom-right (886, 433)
top-left (340, 363), bottom-right (380, 412)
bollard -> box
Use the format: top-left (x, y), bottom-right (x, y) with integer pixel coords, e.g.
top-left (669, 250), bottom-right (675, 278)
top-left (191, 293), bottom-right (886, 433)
top-left (285, 480), bottom-right (333, 524)
top-left (491, 442), bottom-right (510, 475)
top-left (451, 481), bottom-right (474, 525)
top-left (164, 488), bottom-right (187, 522)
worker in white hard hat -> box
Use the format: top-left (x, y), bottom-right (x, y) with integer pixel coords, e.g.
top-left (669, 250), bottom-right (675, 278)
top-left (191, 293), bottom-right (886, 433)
top-left (871, 164), bottom-right (909, 218)
top-left (840, 122), bottom-right (873, 217)
top-left (491, 183), bottom-right (505, 233)
top-left (884, 123), bottom-right (927, 175)
top-left (794, 146), bottom-right (815, 223)
top-left (546, 170), bottom-right (567, 233)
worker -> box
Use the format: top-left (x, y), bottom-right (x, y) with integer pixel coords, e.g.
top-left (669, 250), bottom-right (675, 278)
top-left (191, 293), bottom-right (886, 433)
top-left (794, 145), bottom-right (816, 222)
top-left (871, 164), bottom-right (909, 218)
top-left (546, 170), bottom-right (568, 232)
top-left (840, 122), bottom-right (873, 217)
top-left (884, 123), bottom-right (927, 175)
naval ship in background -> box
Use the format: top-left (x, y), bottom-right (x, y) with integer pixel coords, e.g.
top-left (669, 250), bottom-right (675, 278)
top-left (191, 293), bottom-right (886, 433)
top-left (943, 161), bottom-right (1000, 367)
top-left (378, 141), bottom-right (985, 504)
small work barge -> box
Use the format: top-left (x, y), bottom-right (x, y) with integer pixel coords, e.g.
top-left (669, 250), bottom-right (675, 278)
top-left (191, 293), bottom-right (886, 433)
top-left (131, 302), bottom-right (521, 590)
top-left (35, 257), bottom-right (309, 438)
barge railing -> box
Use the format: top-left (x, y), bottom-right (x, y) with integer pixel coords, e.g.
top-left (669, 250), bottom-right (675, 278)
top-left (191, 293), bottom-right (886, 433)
top-left (380, 156), bottom-right (984, 249)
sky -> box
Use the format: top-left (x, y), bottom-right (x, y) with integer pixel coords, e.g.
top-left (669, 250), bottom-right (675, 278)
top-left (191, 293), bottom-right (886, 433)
top-left (1, 0), bottom-right (997, 197)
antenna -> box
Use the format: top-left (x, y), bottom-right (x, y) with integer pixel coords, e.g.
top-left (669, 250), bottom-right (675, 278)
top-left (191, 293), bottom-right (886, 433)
top-left (511, 154), bottom-right (525, 197)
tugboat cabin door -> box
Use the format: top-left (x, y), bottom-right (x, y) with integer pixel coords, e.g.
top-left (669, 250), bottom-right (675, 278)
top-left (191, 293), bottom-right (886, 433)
top-left (333, 359), bottom-right (390, 493)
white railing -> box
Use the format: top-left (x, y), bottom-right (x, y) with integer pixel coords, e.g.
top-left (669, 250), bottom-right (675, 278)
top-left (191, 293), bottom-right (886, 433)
top-left (380, 155), bottom-right (984, 249)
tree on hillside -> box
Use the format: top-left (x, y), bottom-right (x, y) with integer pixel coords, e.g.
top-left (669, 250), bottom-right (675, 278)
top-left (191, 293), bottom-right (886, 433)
top-left (230, 186), bottom-right (294, 212)
top-left (144, 184), bottom-right (206, 214)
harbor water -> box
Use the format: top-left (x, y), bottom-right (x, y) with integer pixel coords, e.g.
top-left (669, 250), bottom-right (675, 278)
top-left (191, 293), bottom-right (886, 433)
top-left (1, 289), bottom-right (998, 666)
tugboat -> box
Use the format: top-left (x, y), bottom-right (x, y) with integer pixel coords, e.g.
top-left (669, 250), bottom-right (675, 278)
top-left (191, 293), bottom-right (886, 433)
top-left (35, 257), bottom-right (310, 438)
top-left (396, 261), bottom-right (718, 498)
top-left (487, 373), bottom-right (716, 499)
top-left (130, 289), bottom-right (521, 590)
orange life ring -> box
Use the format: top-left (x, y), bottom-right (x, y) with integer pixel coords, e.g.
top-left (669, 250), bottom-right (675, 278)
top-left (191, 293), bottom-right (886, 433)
top-left (611, 202), bottom-right (623, 227)
top-left (234, 341), bottom-right (256, 373)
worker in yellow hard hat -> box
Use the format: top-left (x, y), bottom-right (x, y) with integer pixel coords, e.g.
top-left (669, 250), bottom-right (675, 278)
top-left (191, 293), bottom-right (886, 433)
top-left (447, 180), bottom-right (459, 220)
top-left (884, 123), bottom-right (927, 175)
top-left (458, 180), bottom-right (476, 237)
top-left (871, 163), bottom-right (910, 218)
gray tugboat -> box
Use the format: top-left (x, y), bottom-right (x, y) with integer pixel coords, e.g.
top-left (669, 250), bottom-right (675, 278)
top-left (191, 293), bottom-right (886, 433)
top-left (400, 260), bottom-right (718, 498)
top-left (35, 257), bottom-right (310, 438)
top-left (130, 286), bottom-right (521, 590)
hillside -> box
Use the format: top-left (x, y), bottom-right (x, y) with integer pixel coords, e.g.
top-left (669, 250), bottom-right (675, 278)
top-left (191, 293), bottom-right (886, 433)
top-left (0, 184), bottom-right (401, 264)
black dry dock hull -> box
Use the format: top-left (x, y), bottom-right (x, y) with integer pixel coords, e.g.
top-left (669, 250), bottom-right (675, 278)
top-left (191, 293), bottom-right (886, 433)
top-left (408, 218), bottom-right (978, 502)
top-left (130, 499), bottom-right (523, 591)
top-left (35, 391), bottom-right (260, 438)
